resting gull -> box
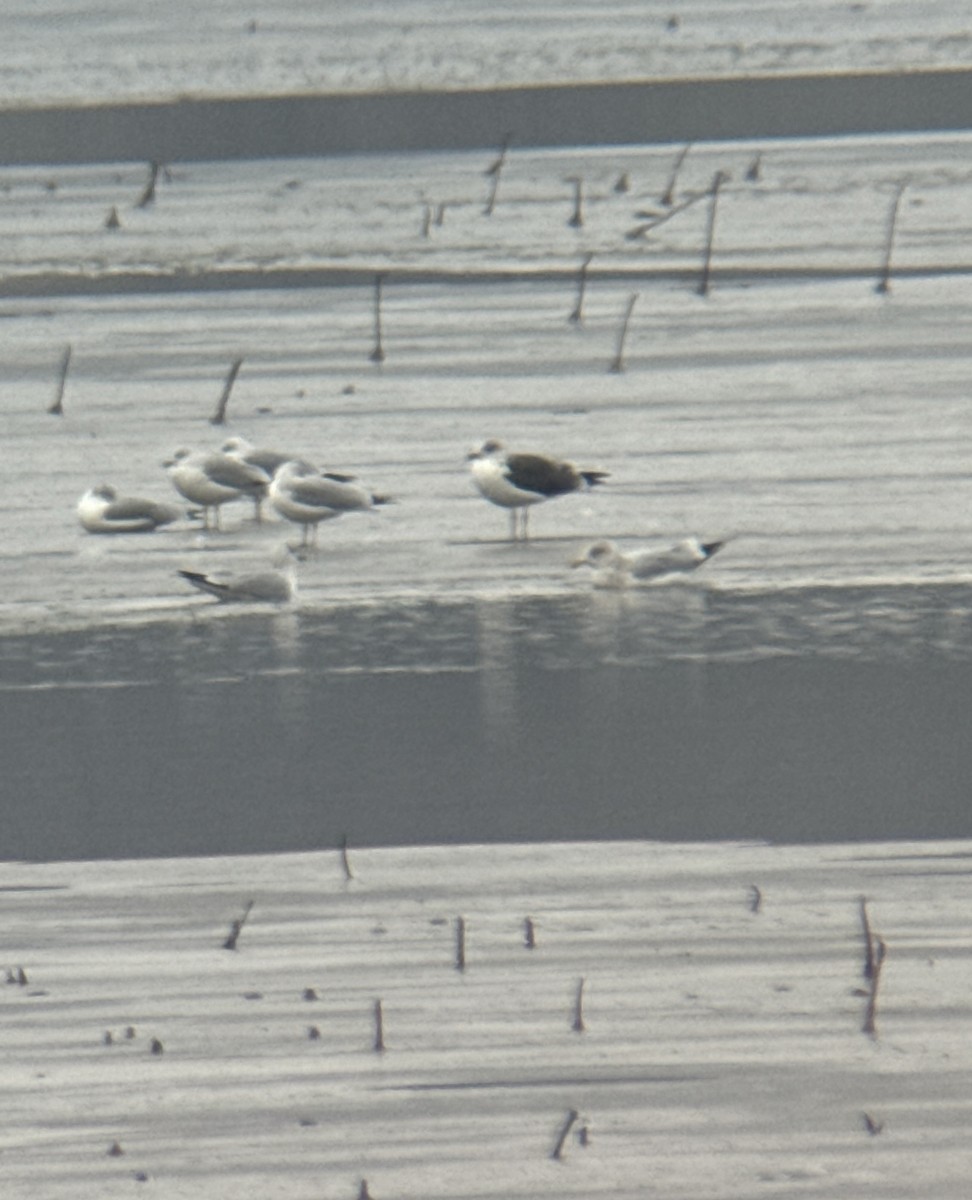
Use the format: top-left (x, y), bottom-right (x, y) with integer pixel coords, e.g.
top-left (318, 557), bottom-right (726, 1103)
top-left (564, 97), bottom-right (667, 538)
top-left (177, 547), bottom-right (298, 604)
top-left (466, 439), bottom-right (608, 541)
top-left (77, 484), bottom-right (181, 533)
top-left (269, 460), bottom-right (390, 547)
top-left (572, 537), bottom-right (725, 586)
top-left (165, 448), bottom-right (270, 530)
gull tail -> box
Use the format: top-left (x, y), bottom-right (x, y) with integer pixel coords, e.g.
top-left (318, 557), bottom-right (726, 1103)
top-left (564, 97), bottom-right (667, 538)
top-left (178, 569), bottom-right (230, 599)
top-left (581, 470), bottom-right (609, 488)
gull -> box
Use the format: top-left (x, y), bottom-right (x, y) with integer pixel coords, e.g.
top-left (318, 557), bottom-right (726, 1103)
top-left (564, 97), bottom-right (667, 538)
top-left (77, 484), bottom-right (181, 533)
top-left (269, 460), bottom-right (391, 547)
top-left (164, 448), bottom-right (270, 530)
top-left (218, 435), bottom-right (320, 521)
top-left (466, 439), bottom-right (608, 541)
top-left (572, 537), bottom-right (725, 586)
top-left (177, 546), bottom-right (298, 604)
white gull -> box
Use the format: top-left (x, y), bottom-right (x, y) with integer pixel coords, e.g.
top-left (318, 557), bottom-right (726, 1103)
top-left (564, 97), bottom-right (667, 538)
top-left (466, 439), bottom-right (608, 541)
top-left (178, 547), bottom-right (298, 604)
top-left (572, 537), bottom-right (725, 586)
top-left (77, 484), bottom-right (181, 533)
top-left (269, 460), bottom-right (390, 547)
top-left (165, 448), bottom-right (270, 530)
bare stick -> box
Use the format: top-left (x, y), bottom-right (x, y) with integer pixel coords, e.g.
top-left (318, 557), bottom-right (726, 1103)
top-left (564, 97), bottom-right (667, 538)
top-left (568, 253), bottom-right (593, 324)
top-left (455, 916), bottom-right (466, 972)
top-left (745, 152), bottom-right (762, 183)
top-left (357, 1181), bottom-right (373, 1200)
top-left (484, 132), bottom-right (511, 177)
top-left (862, 1112), bottom-right (884, 1136)
top-left (625, 189), bottom-right (708, 240)
top-left (222, 899), bottom-right (254, 950)
top-left (483, 133), bottom-right (511, 215)
top-left (661, 142), bottom-right (692, 206)
top-left (47, 343), bottom-right (72, 415)
top-left (862, 936), bottom-right (887, 1039)
top-left (748, 885), bottom-right (762, 914)
top-left (551, 1108), bottom-right (579, 1160)
top-left (373, 999), bottom-right (385, 1052)
top-left (369, 274), bottom-right (386, 364)
top-left (566, 175), bottom-right (583, 228)
top-left (136, 161), bottom-right (161, 208)
top-left (209, 357), bottom-right (244, 426)
top-left (697, 170), bottom-right (727, 298)
top-left (523, 916), bottom-right (536, 949)
top-left (571, 977), bottom-right (586, 1033)
top-left (859, 895), bottom-right (875, 980)
top-left (339, 833), bottom-right (354, 882)
top-left (875, 181), bottom-right (907, 295)
top-left (608, 292), bottom-right (638, 373)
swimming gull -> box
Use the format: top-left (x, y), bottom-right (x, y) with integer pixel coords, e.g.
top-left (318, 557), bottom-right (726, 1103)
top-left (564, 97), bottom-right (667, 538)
top-left (77, 484), bottom-right (181, 533)
top-left (466, 439), bottom-right (608, 540)
top-left (165, 448), bottom-right (270, 530)
top-left (269, 459), bottom-right (390, 547)
top-left (177, 547), bottom-right (298, 603)
top-left (572, 537), bottom-right (725, 586)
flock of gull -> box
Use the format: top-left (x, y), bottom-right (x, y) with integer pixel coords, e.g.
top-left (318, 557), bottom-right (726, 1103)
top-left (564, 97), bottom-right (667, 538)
top-left (77, 435), bottom-right (725, 601)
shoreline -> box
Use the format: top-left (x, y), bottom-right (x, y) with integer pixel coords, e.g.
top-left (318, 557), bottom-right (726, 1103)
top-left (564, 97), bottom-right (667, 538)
top-left (0, 67), bottom-right (970, 165)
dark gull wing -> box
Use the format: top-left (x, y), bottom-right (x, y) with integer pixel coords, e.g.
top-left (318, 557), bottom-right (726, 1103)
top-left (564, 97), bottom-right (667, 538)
top-left (504, 453), bottom-right (581, 497)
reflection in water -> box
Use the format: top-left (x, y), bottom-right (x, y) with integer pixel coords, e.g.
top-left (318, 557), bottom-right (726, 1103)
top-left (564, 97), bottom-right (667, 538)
top-left (2, 581), bottom-right (972, 860)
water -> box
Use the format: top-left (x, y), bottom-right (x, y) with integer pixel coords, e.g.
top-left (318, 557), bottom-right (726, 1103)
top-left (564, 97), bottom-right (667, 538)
top-left (3, 580), bottom-right (971, 861)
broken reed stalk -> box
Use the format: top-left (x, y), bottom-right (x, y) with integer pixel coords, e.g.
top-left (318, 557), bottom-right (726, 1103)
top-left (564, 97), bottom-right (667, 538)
top-left (661, 142), bottom-right (692, 206)
top-left (136, 160), bottom-right (161, 208)
top-left (222, 899), bottom-right (254, 950)
top-left (209, 356), bottom-right (244, 426)
top-left (373, 999), bottom-right (385, 1052)
top-left (550, 1108), bottom-right (579, 1160)
top-left (483, 132), bottom-right (511, 215)
top-left (339, 833), bottom-right (354, 882)
top-left (859, 895), bottom-right (875, 980)
top-left (697, 170), bottom-right (727, 298)
top-left (862, 936), bottom-right (887, 1039)
top-left (47, 343), bottom-right (72, 415)
top-left (748, 884), bottom-right (763, 914)
top-left (455, 916), bottom-right (466, 971)
top-left (369, 274), bottom-right (386, 364)
top-left (608, 292), bottom-right (638, 373)
top-left (523, 916), bottom-right (536, 949)
top-left (875, 181), bottom-right (907, 295)
top-left (571, 977), bottom-right (586, 1032)
top-left (567, 176), bottom-right (584, 228)
top-left (568, 253), bottom-right (593, 324)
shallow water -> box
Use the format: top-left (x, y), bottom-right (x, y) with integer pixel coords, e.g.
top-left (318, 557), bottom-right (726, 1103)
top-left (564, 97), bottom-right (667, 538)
top-left (3, 581), bottom-right (971, 861)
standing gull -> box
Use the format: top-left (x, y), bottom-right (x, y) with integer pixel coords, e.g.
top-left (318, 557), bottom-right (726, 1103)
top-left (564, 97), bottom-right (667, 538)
top-left (77, 484), bottom-right (181, 533)
top-left (178, 547), bottom-right (298, 603)
top-left (466, 439), bottom-right (608, 541)
top-left (165, 448), bottom-right (270, 530)
top-left (219, 435), bottom-right (318, 521)
top-left (269, 460), bottom-right (391, 547)
top-left (572, 537), bottom-right (725, 586)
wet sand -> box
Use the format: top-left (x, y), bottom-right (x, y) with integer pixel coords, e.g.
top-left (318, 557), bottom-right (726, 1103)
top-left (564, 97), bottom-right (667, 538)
top-left (3, 838), bottom-right (972, 1198)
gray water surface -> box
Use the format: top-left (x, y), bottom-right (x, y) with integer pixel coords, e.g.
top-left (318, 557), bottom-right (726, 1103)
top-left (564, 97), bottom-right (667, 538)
top-left (3, 583), bottom-right (970, 861)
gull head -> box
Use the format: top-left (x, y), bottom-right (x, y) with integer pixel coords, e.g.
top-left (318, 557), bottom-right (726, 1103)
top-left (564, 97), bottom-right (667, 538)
top-left (466, 438), bottom-right (505, 463)
top-left (571, 540), bottom-right (622, 569)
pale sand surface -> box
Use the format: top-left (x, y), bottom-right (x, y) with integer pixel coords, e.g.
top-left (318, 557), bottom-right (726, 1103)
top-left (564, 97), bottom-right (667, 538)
top-left (3, 838), bottom-right (971, 1198)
